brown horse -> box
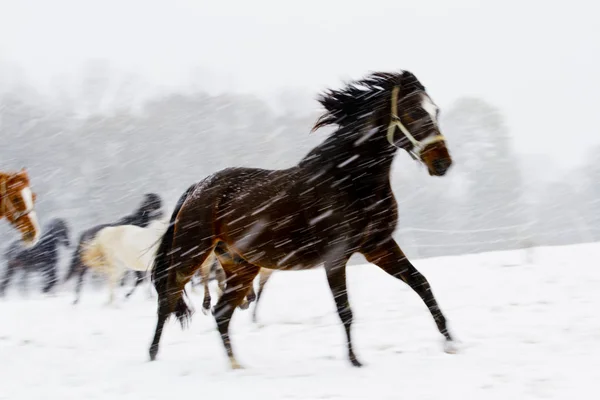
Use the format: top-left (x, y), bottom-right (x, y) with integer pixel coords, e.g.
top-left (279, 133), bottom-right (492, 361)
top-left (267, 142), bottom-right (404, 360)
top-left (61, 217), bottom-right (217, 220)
top-left (149, 70), bottom-right (456, 369)
top-left (0, 169), bottom-right (40, 247)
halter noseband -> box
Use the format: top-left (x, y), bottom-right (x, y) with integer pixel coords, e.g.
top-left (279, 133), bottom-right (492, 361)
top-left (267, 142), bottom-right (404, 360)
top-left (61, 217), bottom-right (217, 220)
top-left (0, 178), bottom-right (34, 221)
top-left (386, 86), bottom-right (446, 160)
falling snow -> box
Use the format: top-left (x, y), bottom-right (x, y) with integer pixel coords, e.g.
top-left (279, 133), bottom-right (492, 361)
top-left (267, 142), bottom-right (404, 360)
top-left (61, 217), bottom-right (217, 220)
top-left (1, 3), bottom-right (599, 398)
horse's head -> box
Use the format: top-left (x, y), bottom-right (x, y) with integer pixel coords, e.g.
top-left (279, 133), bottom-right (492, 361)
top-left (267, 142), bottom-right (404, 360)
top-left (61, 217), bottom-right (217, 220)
top-left (312, 71), bottom-right (452, 177)
top-left (48, 218), bottom-right (70, 248)
top-left (383, 71), bottom-right (452, 176)
top-left (140, 193), bottom-right (164, 221)
top-left (0, 169), bottom-right (41, 247)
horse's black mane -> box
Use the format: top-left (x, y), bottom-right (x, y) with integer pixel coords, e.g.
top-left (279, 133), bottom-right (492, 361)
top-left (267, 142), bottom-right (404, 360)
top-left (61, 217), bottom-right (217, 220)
top-left (45, 218), bottom-right (68, 234)
top-left (312, 70), bottom-right (424, 132)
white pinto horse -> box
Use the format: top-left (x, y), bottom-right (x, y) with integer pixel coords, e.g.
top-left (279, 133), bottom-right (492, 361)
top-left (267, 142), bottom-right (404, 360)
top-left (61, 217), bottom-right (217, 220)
top-left (81, 218), bottom-right (221, 306)
top-left (80, 218), bottom-right (170, 304)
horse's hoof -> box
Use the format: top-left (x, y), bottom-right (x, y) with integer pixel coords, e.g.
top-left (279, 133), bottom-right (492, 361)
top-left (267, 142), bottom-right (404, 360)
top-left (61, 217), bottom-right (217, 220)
top-left (444, 339), bottom-right (459, 354)
top-left (350, 357), bottom-right (363, 368)
top-left (149, 348), bottom-right (158, 361)
top-left (201, 307), bottom-right (210, 316)
top-left (238, 302), bottom-right (250, 310)
top-left (229, 358), bottom-right (244, 370)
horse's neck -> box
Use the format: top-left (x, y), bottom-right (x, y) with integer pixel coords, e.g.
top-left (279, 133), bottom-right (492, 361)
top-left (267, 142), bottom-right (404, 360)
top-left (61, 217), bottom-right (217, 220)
top-left (298, 124), bottom-right (397, 182)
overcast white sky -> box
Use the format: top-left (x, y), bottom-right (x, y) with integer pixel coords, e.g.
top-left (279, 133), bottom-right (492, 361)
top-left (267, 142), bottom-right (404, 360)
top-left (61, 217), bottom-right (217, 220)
top-left (1, 0), bottom-right (598, 169)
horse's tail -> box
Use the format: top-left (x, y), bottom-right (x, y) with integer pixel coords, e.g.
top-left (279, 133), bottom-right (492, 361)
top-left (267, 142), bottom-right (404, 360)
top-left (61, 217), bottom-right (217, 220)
top-left (63, 239), bottom-right (83, 282)
top-left (151, 184), bottom-right (196, 327)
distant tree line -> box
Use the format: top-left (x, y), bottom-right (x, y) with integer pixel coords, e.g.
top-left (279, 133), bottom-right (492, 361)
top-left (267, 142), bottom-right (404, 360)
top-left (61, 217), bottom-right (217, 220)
top-left (1, 63), bottom-right (596, 267)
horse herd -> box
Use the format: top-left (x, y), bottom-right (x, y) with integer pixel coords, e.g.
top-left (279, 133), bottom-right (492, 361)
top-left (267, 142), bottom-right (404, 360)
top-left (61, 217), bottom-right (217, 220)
top-left (0, 192), bottom-right (270, 317)
top-left (2, 70), bottom-right (459, 370)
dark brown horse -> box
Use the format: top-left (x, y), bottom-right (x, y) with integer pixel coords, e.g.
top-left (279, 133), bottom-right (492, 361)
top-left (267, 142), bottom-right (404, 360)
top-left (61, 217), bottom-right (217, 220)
top-left (149, 70), bottom-right (456, 369)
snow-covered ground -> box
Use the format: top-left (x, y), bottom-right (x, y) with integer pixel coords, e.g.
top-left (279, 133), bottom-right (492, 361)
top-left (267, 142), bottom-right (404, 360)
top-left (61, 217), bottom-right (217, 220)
top-left (1, 243), bottom-right (600, 399)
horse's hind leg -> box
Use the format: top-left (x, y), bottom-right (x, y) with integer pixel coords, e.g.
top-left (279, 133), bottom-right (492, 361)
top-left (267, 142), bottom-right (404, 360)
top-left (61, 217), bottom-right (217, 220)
top-left (67, 244), bottom-right (87, 305)
top-left (120, 271), bottom-right (129, 287)
top-left (42, 262), bottom-right (58, 293)
top-left (73, 262), bottom-right (87, 305)
top-left (189, 271), bottom-right (200, 294)
top-left (252, 268), bottom-right (274, 323)
top-left (212, 244), bottom-right (254, 311)
top-left (214, 260), bottom-right (227, 300)
top-left (212, 257), bottom-right (260, 369)
top-left (361, 239), bottom-right (456, 353)
top-left (199, 252), bottom-right (217, 315)
top-left (239, 278), bottom-right (256, 311)
top-left (150, 249), bottom-right (213, 360)
top-left (125, 271), bottom-right (145, 299)
top-left (107, 272), bottom-right (120, 306)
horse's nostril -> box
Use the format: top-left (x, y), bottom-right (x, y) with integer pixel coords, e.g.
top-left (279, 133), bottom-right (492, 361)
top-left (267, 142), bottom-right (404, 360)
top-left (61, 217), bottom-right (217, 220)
top-left (433, 159), bottom-right (450, 174)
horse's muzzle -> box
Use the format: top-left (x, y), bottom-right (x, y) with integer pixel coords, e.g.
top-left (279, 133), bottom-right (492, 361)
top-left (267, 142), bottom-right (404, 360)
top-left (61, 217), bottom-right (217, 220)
top-left (432, 158), bottom-right (452, 176)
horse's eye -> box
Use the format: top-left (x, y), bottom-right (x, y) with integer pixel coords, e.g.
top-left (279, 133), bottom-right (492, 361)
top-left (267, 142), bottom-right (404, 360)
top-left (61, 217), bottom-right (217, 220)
top-left (410, 109), bottom-right (424, 120)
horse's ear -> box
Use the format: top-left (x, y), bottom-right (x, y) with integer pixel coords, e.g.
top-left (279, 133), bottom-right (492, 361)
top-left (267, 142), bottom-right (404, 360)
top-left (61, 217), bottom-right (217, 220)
top-left (17, 168), bottom-right (29, 179)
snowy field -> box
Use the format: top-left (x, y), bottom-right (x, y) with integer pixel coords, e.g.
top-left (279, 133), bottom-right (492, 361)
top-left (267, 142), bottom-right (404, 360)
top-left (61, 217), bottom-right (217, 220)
top-left (1, 243), bottom-right (600, 400)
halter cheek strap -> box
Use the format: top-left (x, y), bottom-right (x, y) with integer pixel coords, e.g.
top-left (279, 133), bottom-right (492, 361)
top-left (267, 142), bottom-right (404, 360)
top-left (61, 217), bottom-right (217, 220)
top-left (386, 86), bottom-right (446, 160)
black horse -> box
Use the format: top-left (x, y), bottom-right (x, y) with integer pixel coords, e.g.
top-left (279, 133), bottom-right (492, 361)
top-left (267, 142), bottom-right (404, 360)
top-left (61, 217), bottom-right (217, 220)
top-left (63, 193), bottom-right (164, 304)
top-left (1, 218), bottom-right (70, 296)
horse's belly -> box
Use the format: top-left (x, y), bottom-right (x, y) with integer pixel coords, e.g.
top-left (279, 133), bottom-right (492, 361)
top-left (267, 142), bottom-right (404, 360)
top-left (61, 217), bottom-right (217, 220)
top-left (225, 223), bottom-right (324, 270)
top-left (237, 241), bottom-right (322, 270)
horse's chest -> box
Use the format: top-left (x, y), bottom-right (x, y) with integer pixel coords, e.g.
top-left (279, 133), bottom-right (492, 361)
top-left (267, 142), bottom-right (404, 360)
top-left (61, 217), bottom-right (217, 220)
top-left (361, 193), bottom-right (399, 242)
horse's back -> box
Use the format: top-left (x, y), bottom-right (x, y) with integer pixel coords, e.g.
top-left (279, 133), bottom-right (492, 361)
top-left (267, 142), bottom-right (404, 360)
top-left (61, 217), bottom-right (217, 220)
top-left (104, 224), bottom-right (159, 272)
top-left (3, 241), bottom-right (23, 261)
top-left (181, 165), bottom-right (336, 270)
top-left (188, 167), bottom-right (298, 212)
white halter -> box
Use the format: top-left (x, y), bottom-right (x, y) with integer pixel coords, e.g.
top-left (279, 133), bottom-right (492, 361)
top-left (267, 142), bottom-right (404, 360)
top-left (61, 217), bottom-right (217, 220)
top-left (386, 86), bottom-right (446, 160)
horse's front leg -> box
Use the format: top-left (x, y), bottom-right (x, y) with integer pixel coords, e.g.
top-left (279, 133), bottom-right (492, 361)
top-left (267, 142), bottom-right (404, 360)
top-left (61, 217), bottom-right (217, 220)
top-left (105, 271), bottom-right (121, 306)
top-left (125, 271), bottom-right (144, 299)
top-left (19, 270), bottom-right (30, 297)
top-left (252, 268), bottom-right (273, 323)
top-left (361, 238), bottom-right (456, 353)
top-left (0, 260), bottom-right (18, 297)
